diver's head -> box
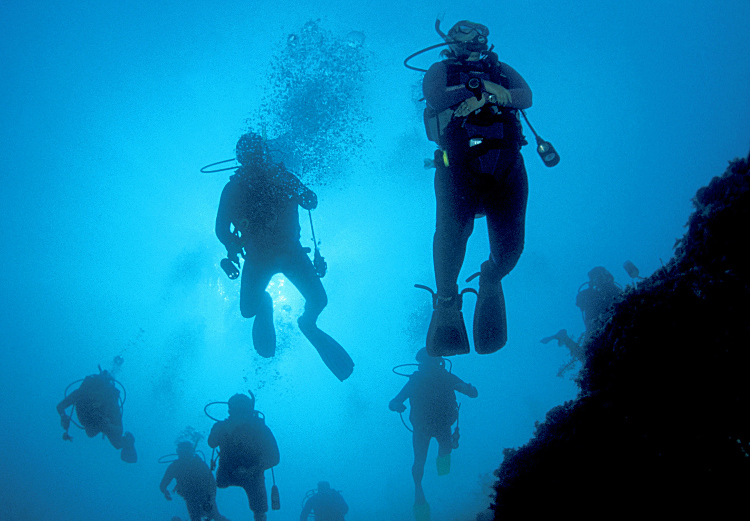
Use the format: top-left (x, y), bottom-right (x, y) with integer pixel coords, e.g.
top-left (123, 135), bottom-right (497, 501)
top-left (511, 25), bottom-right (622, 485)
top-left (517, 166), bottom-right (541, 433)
top-left (235, 132), bottom-right (268, 168)
top-left (415, 348), bottom-right (443, 369)
top-left (227, 393), bottom-right (255, 415)
top-left (446, 21), bottom-right (489, 58)
top-left (588, 266), bottom-right (615, 288)
top-left (176, 441), bottom-right (194, 459)
top-left (318, 481), bottom-right (331, 492)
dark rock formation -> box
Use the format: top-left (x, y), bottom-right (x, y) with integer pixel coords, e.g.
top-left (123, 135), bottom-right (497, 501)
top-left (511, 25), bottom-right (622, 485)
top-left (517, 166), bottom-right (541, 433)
top-left (491, 152), bottom-right (750, 519)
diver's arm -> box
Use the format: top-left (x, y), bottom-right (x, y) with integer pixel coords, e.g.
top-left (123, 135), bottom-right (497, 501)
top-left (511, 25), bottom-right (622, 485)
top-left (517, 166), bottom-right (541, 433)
top-left (286, 171), bottom-right (317, 210)
top-left (159, 464), bottom-right (175, 498)
top-left (455, 379), bottom-right (478, 398)
top-left (389, 382), bottom-right (412, 412)
top-left (207, 422), bottom-right (223, 449)
top-left (423, 62), bottom-right (474, 112)
top-left (496, 62), bottom-right (532, 109)
top-left (299, 184), bottom-right (317, 211)
top-left (215, 182), bottom-right (239, 249)
top-left (300, 496), bottom-right (314, 521)
top-left (57, 389), bottom-right (79, 416)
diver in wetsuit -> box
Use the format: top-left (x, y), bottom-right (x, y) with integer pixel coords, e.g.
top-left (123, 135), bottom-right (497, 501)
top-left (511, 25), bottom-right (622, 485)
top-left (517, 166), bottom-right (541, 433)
top-left (160, 441), bottom-right (229, 521)
top-left (207, 393), bottom-right (279, 521)
top-left (422, 20), bottom-right (532, 357)
top-left (300, 481), bottom-right (348, 521)
top-left (215, 132), bottom-right (353, 381)
top-left (56, 369), bottom-right (137, 463)
top-left (389, 349), bottom-right (478, 520)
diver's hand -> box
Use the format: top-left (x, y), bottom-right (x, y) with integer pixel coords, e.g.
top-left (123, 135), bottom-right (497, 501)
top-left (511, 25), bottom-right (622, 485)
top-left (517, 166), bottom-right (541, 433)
top-left (483, 81), bottom-right (512, 106)
top-left (389, 400), bottom-right (406, 413)
top-left (454, 95), bottom-right (486, 118)
top-left (60, 413), bottom-right (71, 431)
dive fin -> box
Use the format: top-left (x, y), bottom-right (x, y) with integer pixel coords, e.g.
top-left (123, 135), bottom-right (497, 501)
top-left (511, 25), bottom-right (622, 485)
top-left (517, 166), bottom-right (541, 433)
top-left (413, 500), bottom-right (431, 521)
top-left (120, 432), bottom-right (137, 463)
top-left (426, 292), bottom-right (470, 357)
top-left (298, 319), bottom-right (354, 381)
top-left (252, 293), bottom-right (276, 358)
top-left (472, 261), bottom-right (507, 354)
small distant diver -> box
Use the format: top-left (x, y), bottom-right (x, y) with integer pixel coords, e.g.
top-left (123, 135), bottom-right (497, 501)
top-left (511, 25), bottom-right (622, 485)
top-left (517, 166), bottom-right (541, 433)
top-left (56, 366), bottom-right (137, 463)
top-left (300, 481), bottom-right (348, 521)
top-left (206, 392), bottom-right (281, 521)
top-left (389, 348), bottom-right (478, 521)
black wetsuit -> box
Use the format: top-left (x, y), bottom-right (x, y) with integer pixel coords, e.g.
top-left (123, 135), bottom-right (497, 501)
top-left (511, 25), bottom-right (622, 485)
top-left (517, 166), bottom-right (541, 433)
top-left (423, 53), bottom-right (532, 296)
top-left (215, 166), bottom-right (326, 321)
top-left (208, 412), bottom-right (280, 520)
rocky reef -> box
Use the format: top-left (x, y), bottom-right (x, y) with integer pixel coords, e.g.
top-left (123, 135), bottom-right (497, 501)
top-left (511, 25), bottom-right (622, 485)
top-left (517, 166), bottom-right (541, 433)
top-left (490, 151), bottom-right (750, 519)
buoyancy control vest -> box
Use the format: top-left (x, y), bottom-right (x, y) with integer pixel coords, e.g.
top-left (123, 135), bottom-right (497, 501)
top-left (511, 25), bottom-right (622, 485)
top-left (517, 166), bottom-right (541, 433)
top-left (424, 53), bottom-right (524, 148)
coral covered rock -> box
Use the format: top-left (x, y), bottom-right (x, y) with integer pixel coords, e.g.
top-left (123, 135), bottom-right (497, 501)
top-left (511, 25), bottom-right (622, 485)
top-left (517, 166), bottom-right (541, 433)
top-left (491, 152), bottom-right (750, 519)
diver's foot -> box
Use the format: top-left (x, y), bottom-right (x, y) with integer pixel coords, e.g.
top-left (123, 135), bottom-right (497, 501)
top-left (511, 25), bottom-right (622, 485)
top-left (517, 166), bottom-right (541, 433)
top-left (252, 293), bottom-right (276, 358)
top-left (436, 453), bottom-right (451, 475)
top-left (120, 431), bottom-right (137, 463)
top-left (473, 260), bottom-right (507, 354)
top-left (413, 500), bottom-right (431, 521)
top-left (426, 293), bottom-right (470, 357)
top-left (298, 316), bottom-right (354, 382)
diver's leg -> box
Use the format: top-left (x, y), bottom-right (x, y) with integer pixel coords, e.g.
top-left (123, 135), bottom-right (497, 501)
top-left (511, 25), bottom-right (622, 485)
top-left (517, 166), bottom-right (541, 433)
top-left (284, 246), bottom-right (353, 380)
top-left (102, 420), bottom-right (124, 450)
top-left (427, 162), bottom-right (475, 357)
top-left (474, 150), bottom-right (528, 354)
top-left (185, 499), bottom-right (201, 521)
top-left (283, 245), bottom-right (327, 325)
top-left (241, 254), bottom-right (277, 356)
top-left (412, 430), bottom-right (431, 504)
top-left (435, 425), bottom-right (453, 475)
top-left (246, 473), bottom-right (268, 521)
top-left (433, 161), bottom-right (475, 299)
top-left (239, 254), bottom-right (275, 319)
top-left (485, 151), bottom-right (528, 279)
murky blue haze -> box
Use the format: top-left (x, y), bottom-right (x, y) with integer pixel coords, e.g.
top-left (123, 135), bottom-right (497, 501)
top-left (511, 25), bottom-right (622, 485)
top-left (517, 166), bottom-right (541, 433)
top-left (1, 1), bottom-right (748, 519)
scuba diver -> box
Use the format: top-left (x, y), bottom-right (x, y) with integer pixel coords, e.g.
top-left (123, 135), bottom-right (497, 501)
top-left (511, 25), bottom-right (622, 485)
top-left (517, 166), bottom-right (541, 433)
top-left (215, 131), bottom-right (354, 382)
top-left (576, 266), bottom-right (623, 343)
top-left (160, 441), bottom-right (230, 521)
top-left (416, 19), bottom-right (533, 357)
top-left (56, 368), bottom-right (137, 463)
top-left (541, 266), bottom-right (624, 375)
top-left (300, 481), bottom-right (348, 521)
top-left (207, 393), bottom-right (280, 521)
top-left (389, 349), bottom-right (478, 521)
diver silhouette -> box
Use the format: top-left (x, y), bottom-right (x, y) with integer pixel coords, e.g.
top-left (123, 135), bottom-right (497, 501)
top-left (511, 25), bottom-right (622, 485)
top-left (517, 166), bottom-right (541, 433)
top-left (215, 132), bottom-right (354, 381)
top-left (418, 20), bottom-right (533, 357)
top-left (389, 349), bottom-right (478, 520)
top-left (56, 368), bottom-right (137, 463)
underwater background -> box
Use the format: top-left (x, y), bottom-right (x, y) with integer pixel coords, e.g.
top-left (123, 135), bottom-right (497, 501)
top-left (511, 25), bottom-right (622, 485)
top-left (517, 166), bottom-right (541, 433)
top-left (1, 1), bottom-right (748, 519)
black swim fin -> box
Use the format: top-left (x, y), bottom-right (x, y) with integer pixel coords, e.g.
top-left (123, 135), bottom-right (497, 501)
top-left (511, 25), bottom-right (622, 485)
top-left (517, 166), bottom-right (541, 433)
top-left (298, 318), bottom-right (354, 381)
top-left (252, 292), bottom-right (276, 358)
top-left (120, 432), bottom-right (137, 463)
top-left (424, 289), bottom-right (471, 357)
top-left (471, 260), bottom-right (507, 354)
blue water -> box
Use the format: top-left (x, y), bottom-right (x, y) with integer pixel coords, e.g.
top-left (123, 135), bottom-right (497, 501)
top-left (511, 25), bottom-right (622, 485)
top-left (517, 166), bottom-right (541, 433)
top-left (1, 1), bottom-right (748, 519)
